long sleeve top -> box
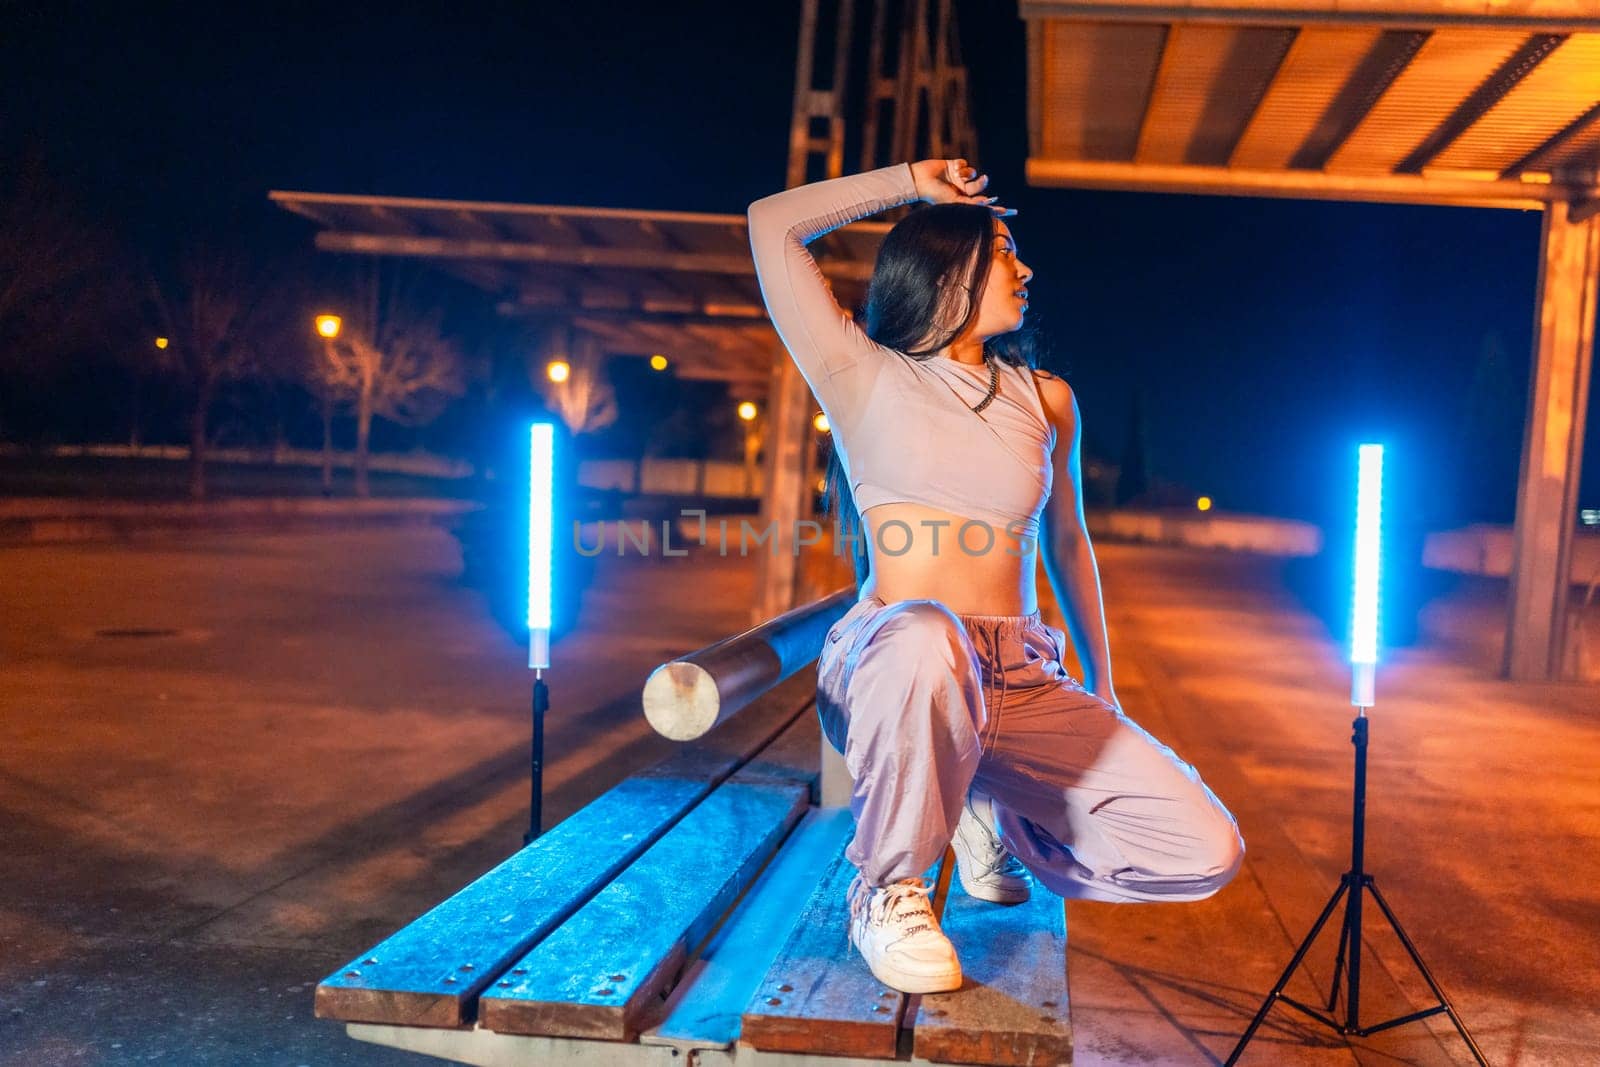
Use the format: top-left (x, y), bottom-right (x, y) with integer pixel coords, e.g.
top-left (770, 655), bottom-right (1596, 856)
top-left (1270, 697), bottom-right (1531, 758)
top-left (746, 164), bottom-right (1053, 539)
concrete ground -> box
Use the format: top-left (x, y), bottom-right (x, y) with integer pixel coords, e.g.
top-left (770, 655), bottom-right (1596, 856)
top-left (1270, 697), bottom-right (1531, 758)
top-left (0, 528), bottom-right (1594, 1065)
top-left (1062, 548), bottom-right (1598, 1066)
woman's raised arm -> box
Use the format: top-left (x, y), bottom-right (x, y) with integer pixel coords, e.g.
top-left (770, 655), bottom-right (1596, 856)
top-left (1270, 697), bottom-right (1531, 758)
top-left (745, 163), bottom-right (921, 435)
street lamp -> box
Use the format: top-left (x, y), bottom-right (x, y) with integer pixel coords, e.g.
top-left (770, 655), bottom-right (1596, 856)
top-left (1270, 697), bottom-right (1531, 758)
top-left (812, 412), bottom-right (830, 434)
top-left (154, 336), bottom-right (169, 350)
top-left (738, 401), bottom-right (761, 495)
top-left (314, 314), bottom-right (343, 492)
top-left (649, 354), bottom-right (668, 371)
top-left (547, 359), bottom-right (571, 384)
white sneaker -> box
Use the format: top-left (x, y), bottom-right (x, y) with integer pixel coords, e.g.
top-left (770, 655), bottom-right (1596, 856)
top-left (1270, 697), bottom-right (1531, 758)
top-left (950, 791), bottom-right (1033, 904)
top-left (847, 874), bottom-right (962, 993)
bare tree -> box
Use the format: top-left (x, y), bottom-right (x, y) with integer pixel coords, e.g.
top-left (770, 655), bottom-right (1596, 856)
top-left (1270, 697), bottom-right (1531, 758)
top-left (149, 247), bottom-right (265, 499)
top-left (318, 269), bottom-right (466, 497)
top-left (536, 332), bottom-right (617, 437)
top-left (0, 153), bottom-right (108, 366)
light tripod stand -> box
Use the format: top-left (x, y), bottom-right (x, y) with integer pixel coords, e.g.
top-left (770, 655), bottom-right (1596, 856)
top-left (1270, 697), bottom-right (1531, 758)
top-left (1224, 709), bottom-right (1488, 1064)
top-left (1227, 444), bottom-right (1487, 1065)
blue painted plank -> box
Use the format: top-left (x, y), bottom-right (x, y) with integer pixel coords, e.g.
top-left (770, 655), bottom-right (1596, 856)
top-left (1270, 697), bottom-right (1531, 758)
top-left (912, 878), bottom-right (1072, 1065)
top-left (641, 807), bottom-right (856, 1050)
top-left (478, 779), bottom-right (811, 1040)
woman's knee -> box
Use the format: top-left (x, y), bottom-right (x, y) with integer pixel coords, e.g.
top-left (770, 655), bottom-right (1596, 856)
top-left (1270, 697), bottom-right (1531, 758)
top-left (1190, 812), bottom-right (1246, 894)
top-left (869, 599), bottom-right (969, 667)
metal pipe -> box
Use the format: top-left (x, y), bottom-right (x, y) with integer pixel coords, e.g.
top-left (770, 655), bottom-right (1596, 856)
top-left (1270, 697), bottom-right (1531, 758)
top-left (643, 588), bottom-right (854, 741)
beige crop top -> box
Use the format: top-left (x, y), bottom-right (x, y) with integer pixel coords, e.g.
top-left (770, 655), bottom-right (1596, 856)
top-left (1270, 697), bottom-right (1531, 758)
top-left (746, 162), bottom-right (1055, 539)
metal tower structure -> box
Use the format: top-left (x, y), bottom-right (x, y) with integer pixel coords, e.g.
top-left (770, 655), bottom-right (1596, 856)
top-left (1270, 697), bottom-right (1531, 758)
top-left (757, 0), bottom-right (982, 628)
top-left (786, 0), bottom-right (979, 189)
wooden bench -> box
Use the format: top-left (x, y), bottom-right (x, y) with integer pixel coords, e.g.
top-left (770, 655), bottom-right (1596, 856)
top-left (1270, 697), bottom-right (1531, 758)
top-left (315, 590), bottom-right (1074, 1065)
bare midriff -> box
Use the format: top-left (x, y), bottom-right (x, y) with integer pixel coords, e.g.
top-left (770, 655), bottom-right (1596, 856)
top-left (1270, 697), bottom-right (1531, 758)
top-left (857, 501), bottom-right (1038, 616)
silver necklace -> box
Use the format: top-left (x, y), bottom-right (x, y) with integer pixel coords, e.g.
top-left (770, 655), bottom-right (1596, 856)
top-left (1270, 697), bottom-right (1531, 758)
top-left (969, 353), bottom-right (999, 414)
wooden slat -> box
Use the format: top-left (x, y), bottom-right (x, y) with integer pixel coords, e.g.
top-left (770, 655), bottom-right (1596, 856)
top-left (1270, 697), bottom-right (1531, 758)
top-left (641, 807), bottom-right (856, 1051)
top-left (1328, 28), bottom-right (1534, 174)
top-left (739, 843), bottom-right (949, 1058)
top-left (1392, 32), bottom-right (1563, 173)
top-left (1230, 26), bottom-right (1384, 170)
top-left (912, 880), bottom-right (1072, 1067)
top-left (1135, 25), bottom-right (1296, 167)
top-left (478, 778), bottom-right (811, 1040)
top-left (1039, 20), bottom-right (1169, 161)
top-left (314, 672), bottom-right (817, 1027)
top-left (1432, 32), bottom-right (1600, 174)
top-left (1288, 29), bottom-right (1430, 170)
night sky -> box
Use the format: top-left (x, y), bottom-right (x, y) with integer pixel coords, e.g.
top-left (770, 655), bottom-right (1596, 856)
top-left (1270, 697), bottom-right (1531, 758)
top-left (4, 1), bottom-right (1589, 523)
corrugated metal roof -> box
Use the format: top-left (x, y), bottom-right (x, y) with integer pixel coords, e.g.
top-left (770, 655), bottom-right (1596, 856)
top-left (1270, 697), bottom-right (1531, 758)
top-left (1022, 0), bottom-right (1600, 208)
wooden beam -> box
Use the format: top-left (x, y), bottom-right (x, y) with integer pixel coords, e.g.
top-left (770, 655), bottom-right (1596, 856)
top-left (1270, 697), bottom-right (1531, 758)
top-left (311, 230), bottom-right (875, 281)
top-left (1504, 198), bottom-right (1599, 681)
top-left (1026, 155), bottom-right (1566, 207)
top-left (523, 305), bottom-right (767, 326)
top-left (270, 188), bottom-right (752, 228)
top-left (642, 589), bottom-right (852, 741)
top-left (1018, 0), bottom-right (1600, 32)
top-left (754, 357), bottom-right (815, 626)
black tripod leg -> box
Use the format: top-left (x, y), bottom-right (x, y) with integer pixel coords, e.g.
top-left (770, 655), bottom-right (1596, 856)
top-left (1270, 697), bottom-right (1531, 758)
top-left (1326, 891), bottom-right (1352, 1013)
top-left (1364, 881), bottom-right (1491, 1066)
top-left (1225, 876), bottom-right (1350, 1066)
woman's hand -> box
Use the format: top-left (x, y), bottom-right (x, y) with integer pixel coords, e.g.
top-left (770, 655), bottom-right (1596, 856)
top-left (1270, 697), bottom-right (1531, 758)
top-left (909, 158), bottom-right (1017, 216)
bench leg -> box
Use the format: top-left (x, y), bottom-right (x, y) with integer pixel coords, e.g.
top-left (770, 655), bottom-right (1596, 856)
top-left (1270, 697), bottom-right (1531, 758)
top-left (348, 1022), bottom-right (684, 1065)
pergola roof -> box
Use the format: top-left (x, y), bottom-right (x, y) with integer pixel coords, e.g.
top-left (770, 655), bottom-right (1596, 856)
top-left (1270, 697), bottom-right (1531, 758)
top-left (268, 190), bottom-right (892, 393)
top-left (1020, 0), bottom-right (1600, 210)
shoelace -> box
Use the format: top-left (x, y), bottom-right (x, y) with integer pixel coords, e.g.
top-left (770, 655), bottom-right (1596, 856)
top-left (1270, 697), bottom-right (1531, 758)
top-left (849, 876), bottom-right (937, 942)
top-left (965, 795), bottom-right (1030, 881)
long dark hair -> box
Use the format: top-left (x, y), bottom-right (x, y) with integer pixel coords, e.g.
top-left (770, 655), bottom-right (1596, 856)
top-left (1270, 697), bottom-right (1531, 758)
top-left (822, 203), bottom-right (1044, 590)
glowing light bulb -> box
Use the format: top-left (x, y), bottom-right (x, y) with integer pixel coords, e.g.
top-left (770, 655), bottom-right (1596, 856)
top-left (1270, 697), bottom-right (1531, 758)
top-left (527, 422), bottom-right (554, 669)
top-left (1349, 443), bottom-right (1384, 707)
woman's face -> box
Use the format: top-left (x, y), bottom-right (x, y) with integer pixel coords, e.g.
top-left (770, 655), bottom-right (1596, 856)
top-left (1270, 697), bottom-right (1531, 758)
top-left (972, 222), bottom-right (1032, 339)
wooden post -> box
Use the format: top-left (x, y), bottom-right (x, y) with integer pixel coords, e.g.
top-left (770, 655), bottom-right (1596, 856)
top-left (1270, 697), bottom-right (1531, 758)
top-left (755, 356), bottom-right (813, 625)
top-left (1504, 200), bottom-right (1599, 681)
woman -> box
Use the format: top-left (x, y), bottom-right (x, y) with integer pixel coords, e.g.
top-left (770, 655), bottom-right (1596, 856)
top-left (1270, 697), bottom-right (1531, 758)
top-left (746, 158), bottom-right (1244, 994)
